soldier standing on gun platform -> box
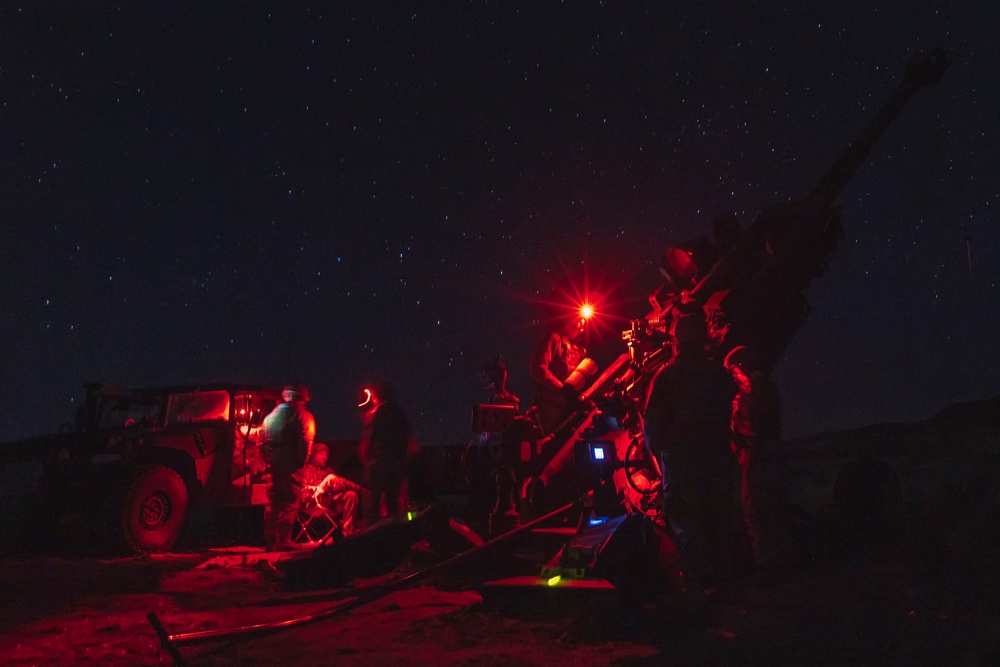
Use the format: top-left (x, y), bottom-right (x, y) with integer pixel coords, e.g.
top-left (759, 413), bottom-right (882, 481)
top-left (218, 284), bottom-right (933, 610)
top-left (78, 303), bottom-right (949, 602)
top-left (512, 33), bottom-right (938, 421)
top-left (528, 308), bottom-right (591, 433)
top-left (644, 313), bottom-right (738, 602)
top-left (724, 345), bottom-right (791, 574)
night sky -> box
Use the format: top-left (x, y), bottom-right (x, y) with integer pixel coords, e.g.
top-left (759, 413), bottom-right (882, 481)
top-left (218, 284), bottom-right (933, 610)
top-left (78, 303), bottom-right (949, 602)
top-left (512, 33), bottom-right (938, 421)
top-left (3, 2), bottom-right (997, 446)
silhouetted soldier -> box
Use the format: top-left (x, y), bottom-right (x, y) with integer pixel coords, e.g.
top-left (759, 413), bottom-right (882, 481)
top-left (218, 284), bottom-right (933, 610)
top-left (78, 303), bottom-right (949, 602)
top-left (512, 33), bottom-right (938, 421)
top-left (724, 345), bottom-right (791, 571)
top-left (644, 313), bottom-right (738, 600)
top-left (359, 381), bottom-right (412, 525)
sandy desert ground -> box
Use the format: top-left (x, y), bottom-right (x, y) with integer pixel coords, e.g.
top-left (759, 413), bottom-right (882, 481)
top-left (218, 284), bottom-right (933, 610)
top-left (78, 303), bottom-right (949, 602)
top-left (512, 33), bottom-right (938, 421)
top-left (3, 501), bottom-right (1000, 667)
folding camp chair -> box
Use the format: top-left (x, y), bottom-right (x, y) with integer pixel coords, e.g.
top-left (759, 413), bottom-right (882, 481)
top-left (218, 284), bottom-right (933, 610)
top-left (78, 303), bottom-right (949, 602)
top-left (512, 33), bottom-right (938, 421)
top-left (292, 503), bottom-right (341, 546)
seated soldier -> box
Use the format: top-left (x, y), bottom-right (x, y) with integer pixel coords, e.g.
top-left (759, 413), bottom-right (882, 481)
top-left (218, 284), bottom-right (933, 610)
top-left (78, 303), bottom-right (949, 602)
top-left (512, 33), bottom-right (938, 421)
top-left (292, 443), bottom-right (362, 537)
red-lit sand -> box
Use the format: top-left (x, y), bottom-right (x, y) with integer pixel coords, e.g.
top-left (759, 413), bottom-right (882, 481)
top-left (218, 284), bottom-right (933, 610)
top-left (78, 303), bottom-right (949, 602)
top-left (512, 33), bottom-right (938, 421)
top-left (3, 515), bottom-right (1000, 667)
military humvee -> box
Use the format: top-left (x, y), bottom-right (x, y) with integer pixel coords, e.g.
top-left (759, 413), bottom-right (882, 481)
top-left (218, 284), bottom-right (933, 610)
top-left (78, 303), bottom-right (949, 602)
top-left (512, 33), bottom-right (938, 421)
top-left (2, 383), bottom-right (282, 554)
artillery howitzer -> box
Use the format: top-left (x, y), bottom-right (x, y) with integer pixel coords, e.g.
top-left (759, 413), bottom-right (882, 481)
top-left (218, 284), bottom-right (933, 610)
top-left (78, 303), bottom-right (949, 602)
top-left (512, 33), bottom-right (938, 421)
top-left (477, 50), bottom-right (952, 537)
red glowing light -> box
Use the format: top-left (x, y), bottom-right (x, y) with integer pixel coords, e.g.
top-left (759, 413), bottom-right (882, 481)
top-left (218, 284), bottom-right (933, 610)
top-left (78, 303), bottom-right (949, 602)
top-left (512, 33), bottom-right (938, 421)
top-left (579, 303), bottom-right (595, 320)
top-left (358, 388), bottom-right (373, 408)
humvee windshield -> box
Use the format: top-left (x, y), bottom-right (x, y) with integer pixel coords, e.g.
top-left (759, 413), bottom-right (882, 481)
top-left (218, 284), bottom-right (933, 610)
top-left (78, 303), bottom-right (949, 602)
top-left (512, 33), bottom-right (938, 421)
top-left (95, 396), bottom-right (165, 430)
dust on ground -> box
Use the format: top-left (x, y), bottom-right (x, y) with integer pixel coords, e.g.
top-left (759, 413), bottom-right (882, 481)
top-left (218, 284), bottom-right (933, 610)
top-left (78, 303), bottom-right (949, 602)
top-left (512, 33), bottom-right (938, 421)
top-left (3, 510), bottom-right (1000, 667)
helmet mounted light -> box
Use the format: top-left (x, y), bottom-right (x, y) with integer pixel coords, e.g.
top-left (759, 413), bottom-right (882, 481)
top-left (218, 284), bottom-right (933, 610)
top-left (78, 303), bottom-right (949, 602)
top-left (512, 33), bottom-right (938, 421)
top-left (357, 387), bottom-right (373, 408)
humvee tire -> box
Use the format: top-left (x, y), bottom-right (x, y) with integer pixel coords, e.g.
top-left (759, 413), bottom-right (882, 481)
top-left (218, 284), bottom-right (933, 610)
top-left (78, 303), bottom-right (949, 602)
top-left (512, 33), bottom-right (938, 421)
top-left (121, 465), bottom-right (189, 554)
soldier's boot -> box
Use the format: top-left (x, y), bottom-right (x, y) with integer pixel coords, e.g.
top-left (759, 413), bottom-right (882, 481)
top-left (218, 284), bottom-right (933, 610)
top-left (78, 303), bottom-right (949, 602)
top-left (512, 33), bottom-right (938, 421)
top-left (272, 522), bottom-right (297, 552)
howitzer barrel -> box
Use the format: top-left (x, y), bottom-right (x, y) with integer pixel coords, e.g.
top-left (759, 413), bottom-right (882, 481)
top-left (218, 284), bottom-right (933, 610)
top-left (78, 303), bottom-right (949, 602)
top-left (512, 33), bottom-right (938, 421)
top-left (689, 50), bottom-right (950, 309)
top-left (811, 49), bottom-right (950, 207)
top-left (664, 50), bottom-right (953, 373)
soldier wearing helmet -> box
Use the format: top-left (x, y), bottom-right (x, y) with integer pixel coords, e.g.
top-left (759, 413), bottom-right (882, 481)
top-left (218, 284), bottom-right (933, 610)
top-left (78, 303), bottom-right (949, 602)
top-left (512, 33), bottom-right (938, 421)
top-left (261, 384), bottom-right (317, 551)
top-left (359, 381), bottom-right (412, 526)
top-left (644, 312), bottom-right (738, 601)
